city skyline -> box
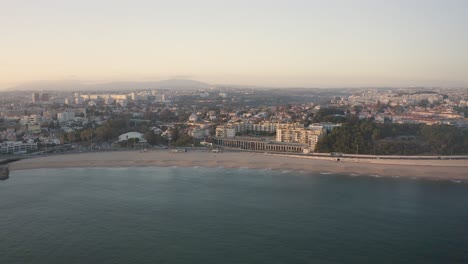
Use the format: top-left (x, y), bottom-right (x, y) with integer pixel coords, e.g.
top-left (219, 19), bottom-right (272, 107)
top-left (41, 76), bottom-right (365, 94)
top-left (1, 0), bottom-right (468, 90)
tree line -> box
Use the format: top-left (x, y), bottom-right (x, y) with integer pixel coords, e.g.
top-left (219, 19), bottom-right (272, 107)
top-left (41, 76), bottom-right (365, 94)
top-left (315, 118), bottom-right (468, 155)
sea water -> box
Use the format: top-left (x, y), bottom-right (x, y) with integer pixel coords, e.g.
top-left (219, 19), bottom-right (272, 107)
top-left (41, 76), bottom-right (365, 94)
top-left (0, 167), bottom-right (467, 264)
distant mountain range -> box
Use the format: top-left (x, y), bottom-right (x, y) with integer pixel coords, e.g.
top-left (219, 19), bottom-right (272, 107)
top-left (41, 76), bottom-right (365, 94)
top-left (7, 79), bottom-right (212, 91)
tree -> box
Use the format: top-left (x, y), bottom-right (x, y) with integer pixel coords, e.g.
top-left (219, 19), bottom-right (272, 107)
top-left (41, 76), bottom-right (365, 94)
top-left (59, 133), bottom-right (66, 144)
top-left (311, 108), bottom-right (346, 123)
top-left (80, 129), bottom-right (93, 143)
top-left (160, 109), bottom-right (176, 122)
top-left (144, 131), bottom-right (164, 145)
top-left (95, 125), bottom-right (113, 142)
top-left (174, 135), bottom-right (194, 147)
top-left (315, 120), bottom-right (468, 155)
top-left (67, 132), bottom-right (76, 143)
top-left (171, 126), bottom-right (180, 142)
top-left (371, 129), bottom-right (381, 141)
top-left (418, 99), bottom-right (429, 107)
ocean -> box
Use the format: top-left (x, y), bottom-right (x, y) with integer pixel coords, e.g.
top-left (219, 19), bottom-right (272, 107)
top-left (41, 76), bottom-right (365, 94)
top-left (0, 167), bottom-right (467, 264)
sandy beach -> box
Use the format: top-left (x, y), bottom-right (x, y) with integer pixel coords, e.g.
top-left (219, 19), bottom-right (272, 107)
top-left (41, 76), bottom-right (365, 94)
top-left (7, 150), bottom-right (468, 180)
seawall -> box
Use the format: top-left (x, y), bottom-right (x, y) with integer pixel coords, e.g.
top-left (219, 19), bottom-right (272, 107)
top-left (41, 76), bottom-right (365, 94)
top-left (0, 166), bottom-right (9, 180)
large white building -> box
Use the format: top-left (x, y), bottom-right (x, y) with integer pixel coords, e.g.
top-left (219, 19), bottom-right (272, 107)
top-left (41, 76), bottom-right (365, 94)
top-left (118, 132), bottom-right (147, 143)
top-left (221, 121), bottom-right (277, 135)
top-left (57, 111), bottom-right (76, 124)
top-left (188, 126), bottom-right (210, 139)
top-left (0, 141), bottom-right (38, 154)
top-left (19, 115), bottom-right (43, 126)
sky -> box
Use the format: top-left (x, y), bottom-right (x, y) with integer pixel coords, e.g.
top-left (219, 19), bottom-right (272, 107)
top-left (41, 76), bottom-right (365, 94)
top-left (1, 0), bottom-right (467, 89)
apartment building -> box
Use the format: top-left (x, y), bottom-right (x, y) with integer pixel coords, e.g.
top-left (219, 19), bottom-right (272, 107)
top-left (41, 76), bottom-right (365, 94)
top-left (276, 123), bottom-right (324, 151)
top-left (0, 141), bottom-right (38, 154)
top-left (215, 127), bottom-right (236, 138)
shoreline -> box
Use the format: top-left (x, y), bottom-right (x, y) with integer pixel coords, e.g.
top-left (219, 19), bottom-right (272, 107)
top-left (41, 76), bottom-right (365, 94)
top-left (8, 150), bottom-right (468, 181)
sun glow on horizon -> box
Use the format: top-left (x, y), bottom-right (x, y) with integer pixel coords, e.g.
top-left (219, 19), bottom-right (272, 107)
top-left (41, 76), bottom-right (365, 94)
top-left (1, 0), bottom-right (467, 89)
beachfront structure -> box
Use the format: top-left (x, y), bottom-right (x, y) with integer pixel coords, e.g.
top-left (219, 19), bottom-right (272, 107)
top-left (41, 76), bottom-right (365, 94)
top-left (0, 141), bottom-right (38, 154)
top-left (213, 137), bottom-right (306, 153)
top-left (233, 121), bottom-right (277, 134)
top-left (118, 132), bottom-right (147, 143)
top-left (276, 123), bottom-right (325, 150)
top-left (214, 122), bottom-right (336, 153)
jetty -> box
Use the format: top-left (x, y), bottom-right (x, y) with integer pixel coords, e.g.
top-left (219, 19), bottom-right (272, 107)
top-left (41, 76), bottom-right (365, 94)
top-left (0, 158), bottom-right (21, 180)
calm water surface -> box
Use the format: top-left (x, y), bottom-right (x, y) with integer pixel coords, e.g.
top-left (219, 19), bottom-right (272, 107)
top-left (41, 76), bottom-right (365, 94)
top-left (0, 167), bottom-right (467, 264)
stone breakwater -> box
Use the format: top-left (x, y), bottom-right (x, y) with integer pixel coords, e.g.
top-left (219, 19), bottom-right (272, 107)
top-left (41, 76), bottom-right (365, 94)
top-left (0, 166), bottom-right (9, 180)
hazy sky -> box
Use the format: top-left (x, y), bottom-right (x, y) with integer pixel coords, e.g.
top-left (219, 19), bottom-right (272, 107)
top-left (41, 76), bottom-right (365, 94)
top-left (1, 0), bottom-right (467, 89)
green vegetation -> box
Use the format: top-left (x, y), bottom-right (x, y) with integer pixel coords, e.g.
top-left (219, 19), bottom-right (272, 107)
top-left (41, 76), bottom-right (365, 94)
top-left (315, 118), bottom-right (468, 155)
top-left (311, 108), bottom-right (346, 123)
top-left (144, 131), bottom-right (165, 145)
top-left (454, 106), bottom-right (468, 117)
top-left (169, 125), bottom-right (197, 147)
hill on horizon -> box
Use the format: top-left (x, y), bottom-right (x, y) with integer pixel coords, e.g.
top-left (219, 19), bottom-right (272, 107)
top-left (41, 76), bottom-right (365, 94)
top-left (7, 79), bottom-right (212, 92)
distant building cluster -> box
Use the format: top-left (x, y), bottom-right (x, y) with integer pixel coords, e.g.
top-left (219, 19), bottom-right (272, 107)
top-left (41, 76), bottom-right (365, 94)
top-left (32, 91), bottom-right (168, 107)
top-left (31, 92), bottom-right (49, 104)
top-left (0, 85), bottom-right (466, 156)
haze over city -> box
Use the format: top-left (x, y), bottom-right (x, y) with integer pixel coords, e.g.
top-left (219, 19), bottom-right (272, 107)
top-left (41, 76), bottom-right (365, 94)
top-left (2, 0), bottom-right (468, 90)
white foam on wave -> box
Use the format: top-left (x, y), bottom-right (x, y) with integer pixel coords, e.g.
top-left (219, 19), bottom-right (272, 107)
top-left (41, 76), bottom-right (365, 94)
top-left (350, 174), bottom-right (359, 177)
top-left (370, 174), bottom-right (381, 178)
top-left (320, 172), bottom-right (333, 175)
top-left (451, 180), bottom-right (461, 183)
top-left (281, 170), bottom-right (291, 174)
